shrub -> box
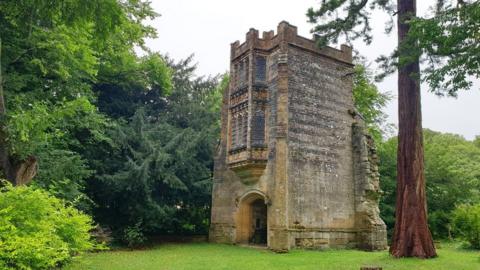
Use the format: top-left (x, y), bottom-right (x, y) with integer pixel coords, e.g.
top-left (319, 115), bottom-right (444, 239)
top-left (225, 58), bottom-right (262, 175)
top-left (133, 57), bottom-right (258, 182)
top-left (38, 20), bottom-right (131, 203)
top-left (452, 204), bottom-right (480, 249)
top-left (122, 223), bottom-right (147, 248)
top-left (0, 182), bottom-right (96, 269)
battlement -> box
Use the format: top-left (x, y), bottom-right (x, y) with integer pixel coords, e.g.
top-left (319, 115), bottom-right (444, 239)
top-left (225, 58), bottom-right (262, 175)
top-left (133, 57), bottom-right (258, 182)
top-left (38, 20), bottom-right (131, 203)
top-left (211, 21), bottom-right (386, 252)
top-left (230, 21), bottom-right (352, 64)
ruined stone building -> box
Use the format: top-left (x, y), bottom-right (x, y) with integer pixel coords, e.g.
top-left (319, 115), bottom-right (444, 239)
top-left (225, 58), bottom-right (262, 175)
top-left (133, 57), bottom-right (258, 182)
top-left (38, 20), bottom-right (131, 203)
top-left (209, 21), bottom-right (387, 251)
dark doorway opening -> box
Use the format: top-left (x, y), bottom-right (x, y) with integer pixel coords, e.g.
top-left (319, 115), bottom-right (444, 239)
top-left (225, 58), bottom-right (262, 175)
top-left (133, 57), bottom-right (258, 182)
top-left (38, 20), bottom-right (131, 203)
top-left (249, 199), bottom-right (267, 245)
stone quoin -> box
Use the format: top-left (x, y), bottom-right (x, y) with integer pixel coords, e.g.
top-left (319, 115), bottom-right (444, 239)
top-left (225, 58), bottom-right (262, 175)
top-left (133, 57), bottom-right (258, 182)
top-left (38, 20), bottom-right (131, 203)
top-left (209, 21), bottom-right (387, 252)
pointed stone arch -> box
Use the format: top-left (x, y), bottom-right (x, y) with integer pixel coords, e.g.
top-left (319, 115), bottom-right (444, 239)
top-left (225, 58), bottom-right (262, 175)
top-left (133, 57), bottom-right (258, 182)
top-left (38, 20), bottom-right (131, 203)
top-left (235, 190), bottom-right (268, 245)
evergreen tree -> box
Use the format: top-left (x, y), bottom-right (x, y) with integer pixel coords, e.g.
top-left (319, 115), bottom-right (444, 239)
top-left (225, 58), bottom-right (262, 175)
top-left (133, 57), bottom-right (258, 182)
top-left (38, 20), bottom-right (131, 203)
top-left (88, 57), bottom-right (224, 244)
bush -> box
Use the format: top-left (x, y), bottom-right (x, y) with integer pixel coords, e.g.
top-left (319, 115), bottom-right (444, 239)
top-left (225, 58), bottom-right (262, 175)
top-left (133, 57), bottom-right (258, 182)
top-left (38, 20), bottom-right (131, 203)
top-left (122, 223), bottom-right (147, 248)
top-left (452, 204), bottom-right (480, 249)
top-left (0, 182), bottom-right (96, 269)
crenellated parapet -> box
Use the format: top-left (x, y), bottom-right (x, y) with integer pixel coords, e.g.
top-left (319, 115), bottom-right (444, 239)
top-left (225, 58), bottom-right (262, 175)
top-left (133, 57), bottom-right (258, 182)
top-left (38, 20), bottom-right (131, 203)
top-left (230, 21), bottom-right (352, 64)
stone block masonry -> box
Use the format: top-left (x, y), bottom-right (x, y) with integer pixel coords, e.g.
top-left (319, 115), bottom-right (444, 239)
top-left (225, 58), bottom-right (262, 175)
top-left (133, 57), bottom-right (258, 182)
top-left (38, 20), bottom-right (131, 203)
top-left (209, 21), bottom-right (387, 252)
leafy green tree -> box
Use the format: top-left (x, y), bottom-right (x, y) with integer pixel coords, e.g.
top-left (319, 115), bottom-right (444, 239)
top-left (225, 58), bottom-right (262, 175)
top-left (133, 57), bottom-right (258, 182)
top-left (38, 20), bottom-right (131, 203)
top-left (95, 53), bottom-right (172, 119)
top-left (405, 1), bottom-right (480, 95)
top-left (424, 130), bottom-right (480, 237)
top-left (377, 137), bottom-right (397, 238)
top-left (0, 0), bottom-right (158, 186)
top-left (11, 97), bottom-right (110, 210)
top-left (352, 64), bottom-right (391, 141)
top-left (452, 203), bottom-right (480, 249)
top-left (1, 0), bottom-right (222, 248)
top-left (379, 130), bottom-right (480, 239)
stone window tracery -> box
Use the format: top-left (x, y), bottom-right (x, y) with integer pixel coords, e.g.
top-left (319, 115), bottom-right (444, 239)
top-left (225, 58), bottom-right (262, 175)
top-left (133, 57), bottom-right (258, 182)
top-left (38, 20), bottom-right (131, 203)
top-left (252, 110), bottom-right (265, 146)
top-left (231, 111), bottom-right (248, 149)
top-left (238, 58), bottom-right (248, 87)
top-left (241, 113), bottom-right (248, 146)
top-left (232, 115), bottom-right (239, 147)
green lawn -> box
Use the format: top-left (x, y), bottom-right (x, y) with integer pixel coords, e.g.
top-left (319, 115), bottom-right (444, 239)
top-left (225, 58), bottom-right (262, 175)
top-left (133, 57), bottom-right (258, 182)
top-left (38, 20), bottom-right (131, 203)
top-left (65, 242), bottom-right (479, 270)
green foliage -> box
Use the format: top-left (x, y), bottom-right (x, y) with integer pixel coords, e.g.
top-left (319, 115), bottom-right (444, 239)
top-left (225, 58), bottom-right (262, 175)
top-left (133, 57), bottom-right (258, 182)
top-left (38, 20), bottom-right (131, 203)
top-left (0, 0), bottom-right (169, 212)
top-left (32, 149), bottom-right (95, 211)
top-left (0, 182), bottom-right (96, 269)
top-left (424, 130), bottom-right (480, 238)
top-left (7, 97), bottom-right (108, 159)
top-left (378, 130), bottom-right (480, 239)
top-left (408, 1), bottom-right (480, 95)
top-left (88, 57), bottom-right (221, 243)
top-left (452, 204), bottom-right (480, 249)
top-left (1, 0), bottom-right (216, 251)
top-left (6, 96), bottom-right (110, 210)
top-left (377, 137), bottom-right (397, 238)
top-left (122, 223), bottom-right (147, 248)
top-left (475, 136), bottom-right (480, 148)
top-left (352, 64), bottom-right (391, 141)
top-left (95, 53), bottom-right (173, 118)
top-left (306, 0), bottom-right (395, 47)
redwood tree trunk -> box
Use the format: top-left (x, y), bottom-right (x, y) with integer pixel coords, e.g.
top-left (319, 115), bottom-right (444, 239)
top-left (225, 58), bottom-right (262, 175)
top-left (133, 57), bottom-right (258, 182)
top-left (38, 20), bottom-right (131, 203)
top-left (389, 0), bottom-right (437, 258)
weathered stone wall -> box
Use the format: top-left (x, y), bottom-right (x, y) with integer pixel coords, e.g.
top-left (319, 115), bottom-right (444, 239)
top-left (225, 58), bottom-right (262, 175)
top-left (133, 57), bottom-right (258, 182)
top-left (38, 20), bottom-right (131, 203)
top-left (286, 44), bottom-right (359, 248)
top-left (210, 21), bottom-right (387, 252)
top-left (208, 76), bottom-right (238, 244)
top-left (352, 121), bottom-right (388, 250)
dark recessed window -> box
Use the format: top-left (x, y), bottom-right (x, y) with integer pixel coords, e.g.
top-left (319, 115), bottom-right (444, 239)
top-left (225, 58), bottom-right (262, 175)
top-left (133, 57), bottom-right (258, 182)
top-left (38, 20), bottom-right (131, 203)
top-left (255, 56), bottom-right (266, 82)
top-left (252, 110), bottom-right (265, 146)
top-left (241, 113), bottom-right (248, 147)
top-left (238, 58), bottom-right (248, 86)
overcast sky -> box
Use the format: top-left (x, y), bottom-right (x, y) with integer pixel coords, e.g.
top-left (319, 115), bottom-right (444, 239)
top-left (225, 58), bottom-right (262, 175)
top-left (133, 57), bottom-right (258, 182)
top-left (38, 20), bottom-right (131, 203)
top-left (144, 0), bottom-right (479, 140)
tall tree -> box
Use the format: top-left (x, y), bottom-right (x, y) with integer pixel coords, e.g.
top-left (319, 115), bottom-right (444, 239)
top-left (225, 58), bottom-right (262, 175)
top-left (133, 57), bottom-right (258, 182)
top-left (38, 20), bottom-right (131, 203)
top-left (391, 0), bottom-right (436, 258)
top-left (87, 57), bottom-right (223, 245)
top-left (0, 0), bottom-right (157, 186)
top-left (307, 0), bottom-right (441, 257)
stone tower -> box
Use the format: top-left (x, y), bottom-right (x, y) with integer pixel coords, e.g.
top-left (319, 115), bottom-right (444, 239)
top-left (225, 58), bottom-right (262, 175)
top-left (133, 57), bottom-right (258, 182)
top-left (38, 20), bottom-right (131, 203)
top-left (209, 21), bottom-right (387, 252)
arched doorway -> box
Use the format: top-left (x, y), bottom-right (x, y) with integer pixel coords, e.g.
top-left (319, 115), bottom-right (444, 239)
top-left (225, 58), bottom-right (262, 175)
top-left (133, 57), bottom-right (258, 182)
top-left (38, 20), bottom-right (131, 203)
top-left (236, 191), bottom-right (268, 245)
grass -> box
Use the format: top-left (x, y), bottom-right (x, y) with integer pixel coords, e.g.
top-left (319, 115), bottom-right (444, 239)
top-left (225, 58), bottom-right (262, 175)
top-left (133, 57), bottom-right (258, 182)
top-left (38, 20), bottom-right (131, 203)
top-left (64, 242), bottom-right (480, 270)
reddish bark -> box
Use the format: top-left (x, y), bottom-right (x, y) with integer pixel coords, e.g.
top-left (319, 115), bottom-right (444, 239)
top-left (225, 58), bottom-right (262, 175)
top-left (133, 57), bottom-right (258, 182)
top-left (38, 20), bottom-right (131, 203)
top-left (389, 0), bottom-right (437, 258)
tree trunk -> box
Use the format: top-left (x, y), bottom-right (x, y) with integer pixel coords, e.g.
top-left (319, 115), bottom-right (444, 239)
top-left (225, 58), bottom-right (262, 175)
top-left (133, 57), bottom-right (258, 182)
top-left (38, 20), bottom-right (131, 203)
top-left (0, 37), bottom-right (37, 186)
top-left (0, 36), bottom-right (12, 181)
top-left (389, 0), bottom-right (437, 258)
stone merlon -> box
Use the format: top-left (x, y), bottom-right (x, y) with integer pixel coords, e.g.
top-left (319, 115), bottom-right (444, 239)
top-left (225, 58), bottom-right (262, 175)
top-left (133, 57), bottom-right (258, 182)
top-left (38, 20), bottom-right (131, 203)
top-left (230, 21), bottom-right (352, 64)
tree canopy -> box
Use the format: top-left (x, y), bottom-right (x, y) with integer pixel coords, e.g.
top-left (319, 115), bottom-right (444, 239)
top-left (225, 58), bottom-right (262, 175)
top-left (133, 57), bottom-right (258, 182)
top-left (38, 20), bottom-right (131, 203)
top-left (379, 130), bottom-right (480, 239)
top-left (307, 0), bottom-right (480, 95)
